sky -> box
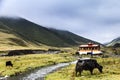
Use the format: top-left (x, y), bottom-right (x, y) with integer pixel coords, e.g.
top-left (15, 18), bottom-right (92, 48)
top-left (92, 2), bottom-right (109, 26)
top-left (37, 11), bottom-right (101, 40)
top-left (0, 0), bottom-right (120, 43)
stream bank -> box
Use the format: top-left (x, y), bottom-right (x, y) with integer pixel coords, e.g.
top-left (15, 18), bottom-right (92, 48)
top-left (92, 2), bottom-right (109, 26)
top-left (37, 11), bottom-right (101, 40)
top-left (1, 61), bottom-right (77, 80)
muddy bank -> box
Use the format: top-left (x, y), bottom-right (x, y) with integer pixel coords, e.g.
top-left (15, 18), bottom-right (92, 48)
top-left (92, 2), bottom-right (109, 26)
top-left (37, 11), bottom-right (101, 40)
top-left (0, 49), bottom-right (62, 56)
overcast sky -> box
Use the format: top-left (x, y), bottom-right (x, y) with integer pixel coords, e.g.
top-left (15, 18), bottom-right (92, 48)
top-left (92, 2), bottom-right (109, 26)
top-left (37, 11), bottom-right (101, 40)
top-left (0, 0), bottom-right (120, 43)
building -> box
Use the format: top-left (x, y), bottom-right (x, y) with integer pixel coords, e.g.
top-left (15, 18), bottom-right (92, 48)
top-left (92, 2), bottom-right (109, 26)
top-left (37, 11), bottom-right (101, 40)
top-left (78, 43), bottom-right (102, 55)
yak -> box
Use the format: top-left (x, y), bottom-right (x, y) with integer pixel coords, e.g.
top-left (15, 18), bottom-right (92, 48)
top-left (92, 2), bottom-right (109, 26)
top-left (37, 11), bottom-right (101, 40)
top-left (6, 61), bottom-right (13, 67)
top-left (75, 58), bottom-right (103, 76)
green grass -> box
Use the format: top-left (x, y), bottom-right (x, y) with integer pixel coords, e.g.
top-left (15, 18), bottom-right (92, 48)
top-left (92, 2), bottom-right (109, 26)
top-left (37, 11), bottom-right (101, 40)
top-left (0, 52), bottom-right (75, 76)
top-left (0, 31), bottom-right (44, 51)
top-left (45, 58), bottom-right (120, 80)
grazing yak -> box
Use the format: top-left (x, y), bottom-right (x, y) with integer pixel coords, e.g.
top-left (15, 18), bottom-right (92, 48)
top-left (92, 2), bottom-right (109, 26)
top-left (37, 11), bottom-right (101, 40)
top-left (75, 58), bottom-right (103, 76)
top-left (6, 61), bottom-right (13, 67)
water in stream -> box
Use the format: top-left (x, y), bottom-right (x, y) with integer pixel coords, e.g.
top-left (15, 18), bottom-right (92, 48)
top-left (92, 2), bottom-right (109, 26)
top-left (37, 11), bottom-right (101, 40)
top-left (1, 61), bottom-right (77, 80)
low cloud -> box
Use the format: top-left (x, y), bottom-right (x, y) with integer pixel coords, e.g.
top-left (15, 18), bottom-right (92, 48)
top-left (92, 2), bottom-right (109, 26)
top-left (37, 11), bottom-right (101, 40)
top-left (0, 0), bottom-right (120, 43)
top-left (0, 0), bottom-right (3, 9)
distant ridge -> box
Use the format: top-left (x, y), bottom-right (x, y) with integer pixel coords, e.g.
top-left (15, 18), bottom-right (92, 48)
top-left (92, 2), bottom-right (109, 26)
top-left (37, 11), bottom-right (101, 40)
top-left (0, 16), bottom-right (99, 48)
top-left (107, 37), bottom-right (120, 46)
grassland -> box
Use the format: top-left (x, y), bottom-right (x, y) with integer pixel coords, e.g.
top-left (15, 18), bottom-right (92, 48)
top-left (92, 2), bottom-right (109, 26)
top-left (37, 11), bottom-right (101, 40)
top-left (0, 31), bottom-right (47, 51)
top-left (0, 52), bottom-right (75, 76)
top-left (46, 57), bottom-right (120, 80)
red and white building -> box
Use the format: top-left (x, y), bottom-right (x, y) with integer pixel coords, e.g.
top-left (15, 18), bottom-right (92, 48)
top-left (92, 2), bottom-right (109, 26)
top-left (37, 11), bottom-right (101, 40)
top-left (78, 43), bottom-right (102, 55)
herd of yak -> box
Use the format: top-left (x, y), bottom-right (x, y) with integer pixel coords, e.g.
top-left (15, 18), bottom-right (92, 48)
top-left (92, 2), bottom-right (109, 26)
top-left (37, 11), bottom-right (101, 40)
top-left (5, 58), bottom-right (103, 76)
top-left (4, 49), bottom-right (103, 77)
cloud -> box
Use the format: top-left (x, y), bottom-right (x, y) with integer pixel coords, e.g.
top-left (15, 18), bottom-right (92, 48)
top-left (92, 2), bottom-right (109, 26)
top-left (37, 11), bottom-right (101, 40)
top-left (0, 0), bottom-right (120, 43)
top-left (0, 0), bottom-right (3, 9)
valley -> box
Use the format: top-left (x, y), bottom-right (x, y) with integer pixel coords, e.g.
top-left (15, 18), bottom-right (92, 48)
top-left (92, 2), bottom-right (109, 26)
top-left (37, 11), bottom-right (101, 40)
top-left (0, 17), bottom-right (119, 80)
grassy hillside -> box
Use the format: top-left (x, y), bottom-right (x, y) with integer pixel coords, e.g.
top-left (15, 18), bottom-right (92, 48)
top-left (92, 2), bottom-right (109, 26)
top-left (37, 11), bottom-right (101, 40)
top-left (48, 28), bottom-right (96, 45)
top-left (107, 37), bottom-right (120, 46)
top-left (0, 17), bottom-right (65, 47)
top-left (0, 20), bottom-right (49, 51)
top-left (0, 17), bottom-right (98, 49)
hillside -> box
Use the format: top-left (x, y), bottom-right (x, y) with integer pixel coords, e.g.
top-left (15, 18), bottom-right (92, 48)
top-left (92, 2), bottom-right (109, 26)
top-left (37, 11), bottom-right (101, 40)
top-left (0, 21), bottom-right (37, 50)
top-left (107, 37), bottom-right (120, 46)
top-left (48, 28), bottom-right (95, 45)
top-left (0, 17), bottom-right (97, 50)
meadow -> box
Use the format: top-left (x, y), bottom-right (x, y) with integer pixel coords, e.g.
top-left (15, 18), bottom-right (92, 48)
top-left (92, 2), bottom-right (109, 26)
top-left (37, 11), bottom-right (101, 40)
top-left (46, 57), bottom-right (120, 80)
top-left (0, 52), bottom-right (75, 76)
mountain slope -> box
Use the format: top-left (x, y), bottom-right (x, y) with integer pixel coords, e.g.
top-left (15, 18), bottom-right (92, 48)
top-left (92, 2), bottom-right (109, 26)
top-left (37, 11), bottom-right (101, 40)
top-left (48, 28), bottom-right (95, 45)
top-left (107, 37), bottom-right (120, 46)
top-left (0, 17), bottom-right (98, 48)
top-left (0, 22), bottom-right (33, 50)
top-left (0, 17), bottom-right (67, 47)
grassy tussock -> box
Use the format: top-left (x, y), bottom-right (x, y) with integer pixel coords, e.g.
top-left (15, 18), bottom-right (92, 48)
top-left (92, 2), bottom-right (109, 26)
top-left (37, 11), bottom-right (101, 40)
top-left (46, 58), bottom-right (120, 80)
top-left (0, 53), bottom-right (75, 76)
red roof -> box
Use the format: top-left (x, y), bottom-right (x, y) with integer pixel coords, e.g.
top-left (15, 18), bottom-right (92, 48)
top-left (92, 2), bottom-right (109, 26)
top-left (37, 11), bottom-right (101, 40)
top-left (79, 43), bottom-right (99, 47)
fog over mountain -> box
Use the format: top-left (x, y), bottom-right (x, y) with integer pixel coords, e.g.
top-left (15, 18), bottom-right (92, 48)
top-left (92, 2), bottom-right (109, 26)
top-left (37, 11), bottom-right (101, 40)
top-left (0, 0), bottom-right (120, 43)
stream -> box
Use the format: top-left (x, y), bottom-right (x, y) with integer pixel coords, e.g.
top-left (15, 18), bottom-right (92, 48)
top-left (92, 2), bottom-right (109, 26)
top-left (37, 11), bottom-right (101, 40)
top-left (1, 61), bottom-right (77, 80)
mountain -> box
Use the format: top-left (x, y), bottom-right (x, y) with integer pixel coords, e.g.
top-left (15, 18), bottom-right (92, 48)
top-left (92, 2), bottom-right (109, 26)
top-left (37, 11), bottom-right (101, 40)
top-left (48, 28), bottom-right (96, 45)
top-left (107, 37), bottom-right (120, 46)
top-left (0, 16), bottom-right (98, 49)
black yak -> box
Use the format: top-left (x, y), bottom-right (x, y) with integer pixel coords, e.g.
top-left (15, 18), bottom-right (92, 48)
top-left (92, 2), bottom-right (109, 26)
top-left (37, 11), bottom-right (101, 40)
top-left (6, 61), bottom-right (13, 67)
top-left (75, 58), bottom-right (103, 76)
